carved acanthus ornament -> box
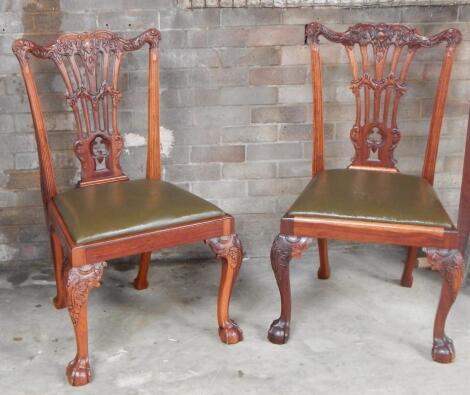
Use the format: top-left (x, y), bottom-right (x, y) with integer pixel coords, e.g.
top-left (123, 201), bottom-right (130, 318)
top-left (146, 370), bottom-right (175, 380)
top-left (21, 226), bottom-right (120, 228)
top-left (272, 235), bottom-right (311, 262)
top-left (423, 248), bottom-right (464, 297)
top-left (206, 235), bottom-right (243, 269)
top-left (305, 22), bottom-right (462, 49)
top-left (66, 262), bottom-right (106, 326)
top-left (12, 29), bottom-right (161, 63)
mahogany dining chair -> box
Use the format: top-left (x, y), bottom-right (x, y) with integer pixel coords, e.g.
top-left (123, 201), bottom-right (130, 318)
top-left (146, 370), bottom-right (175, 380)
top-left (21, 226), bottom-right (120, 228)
top-left (13, 28), bottom-right (243, 386)
top-left (268, 22), bottom-right (469, 364)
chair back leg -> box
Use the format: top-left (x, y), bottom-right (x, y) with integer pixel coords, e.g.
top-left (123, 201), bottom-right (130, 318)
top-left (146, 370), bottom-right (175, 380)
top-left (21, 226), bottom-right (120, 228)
top-left (401, 246), bottom-right (418, 288)
top-left (134, 252), bottom-right (152, 290)
top-left (317, 238), bottom-right (330, 279)
top-left (51, 231), bottom-right (67, 309)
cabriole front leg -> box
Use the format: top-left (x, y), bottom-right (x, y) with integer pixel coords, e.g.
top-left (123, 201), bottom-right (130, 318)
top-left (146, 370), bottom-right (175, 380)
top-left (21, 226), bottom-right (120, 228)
top-left (65, 262), bottom-right (106, 386)
top-left (424, 248), bottom-right (464, 364)
top-left (268, 234), bottom-right (311, 345)
top-left (206, 234), bottom-right (244, 344)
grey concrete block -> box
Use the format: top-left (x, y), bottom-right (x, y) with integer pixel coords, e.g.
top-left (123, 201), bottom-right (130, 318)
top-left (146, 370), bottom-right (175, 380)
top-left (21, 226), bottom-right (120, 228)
top-left (160, 9), bottom-right (220, 29)
top-left (218, 47), bottom-right (281, 67)
top-left (247, 142), bottom-right (303, 160)
top-left (247, 177), bottom-right (308, 196)
top-left (246, 25), bottom-right (304, 46)
top-left (222, 162), bottom-right (277, 179)
top-left (222, 125), bottom-right (278, 143)
top-left (191, 145), bottom-right (245, 163)
top-left (252, 105), bottom-right (307, 124)
top-left (191, 180), bottom-right (247, 199)
top-left (343, 6), bottom-right (402, 23)
top-left (165, 164), bottom-right (221, 182)
top-left (221, 8), bottom-right (281, 26)
top-left (193, 106), bottom-right (250, 127)
top-left (250, 66), bottom-right (307, 85)
top-left (401, 5), bottom-right (458, 23)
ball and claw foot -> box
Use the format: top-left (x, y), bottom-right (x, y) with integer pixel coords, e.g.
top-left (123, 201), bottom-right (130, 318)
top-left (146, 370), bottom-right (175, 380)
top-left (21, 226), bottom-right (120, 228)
top-left (133, 278), bottom-right (148, 290)
top-left (66, 356), bottom-right (91, 386)
top-left (219, 319), bottom-right (243, 344)
top-left (432, 336), bottom-right (455, 364)
top-left (268, 318), bottom-right (290, 344)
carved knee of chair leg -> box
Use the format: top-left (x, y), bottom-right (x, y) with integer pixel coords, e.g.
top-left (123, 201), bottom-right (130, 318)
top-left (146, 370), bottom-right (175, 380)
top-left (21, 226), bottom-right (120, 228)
top-left (424, 248), bottom-right (464, 364)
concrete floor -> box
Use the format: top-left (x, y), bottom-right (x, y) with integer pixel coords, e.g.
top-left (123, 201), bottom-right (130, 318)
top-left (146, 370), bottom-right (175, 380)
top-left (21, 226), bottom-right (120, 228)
top-left (0, 245), bottom-right (469, 395)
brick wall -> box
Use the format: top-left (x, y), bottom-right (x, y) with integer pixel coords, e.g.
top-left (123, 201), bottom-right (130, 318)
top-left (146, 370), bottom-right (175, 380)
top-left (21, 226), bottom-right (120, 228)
top-left (178, 0), bottom-right (470, 8)
top-left (0, 1), bottom-right (469, 266)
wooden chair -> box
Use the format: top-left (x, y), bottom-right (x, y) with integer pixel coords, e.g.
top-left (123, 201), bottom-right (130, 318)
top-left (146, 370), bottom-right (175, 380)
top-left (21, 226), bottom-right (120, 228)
top-left (12, 29), bottom-right (243, 386)
top-left (268, 22), bottom-right (469, 364)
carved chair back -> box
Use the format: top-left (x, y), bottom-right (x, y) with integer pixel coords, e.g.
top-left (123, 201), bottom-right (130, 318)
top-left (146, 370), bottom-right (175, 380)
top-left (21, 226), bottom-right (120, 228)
top-left (305, 23), bottom-right (462, 183)
top-left (12, 29), bottom-right (161, 204)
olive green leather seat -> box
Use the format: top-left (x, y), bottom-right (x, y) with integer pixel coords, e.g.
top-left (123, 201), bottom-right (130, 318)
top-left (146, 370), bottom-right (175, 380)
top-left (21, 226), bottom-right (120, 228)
top-left (286, 169), bottom-right (454, 228)
top-left (54, 179), bottom-right (225, 244)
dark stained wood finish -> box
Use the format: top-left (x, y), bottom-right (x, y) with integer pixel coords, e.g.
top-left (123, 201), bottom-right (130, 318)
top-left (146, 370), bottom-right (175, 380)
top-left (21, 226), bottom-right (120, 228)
top-left (12, 28), bottom-right (244, 386)
top-left (268, 23), bottom-right (467, 363)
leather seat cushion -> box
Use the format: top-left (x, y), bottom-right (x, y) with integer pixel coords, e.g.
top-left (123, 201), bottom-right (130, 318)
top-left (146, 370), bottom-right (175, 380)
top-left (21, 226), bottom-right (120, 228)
top-left (54, 179), bottom-right (225, 244)
top-left (286, 169), bottom-right (454, 228)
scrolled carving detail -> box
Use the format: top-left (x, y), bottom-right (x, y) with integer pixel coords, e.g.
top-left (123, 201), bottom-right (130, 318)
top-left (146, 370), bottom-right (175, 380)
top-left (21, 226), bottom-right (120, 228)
top-left (206, 234), bottom-right (243, 269)
top-left (66, 82), bottom-right (122, 108)
top-left (423, 248), bottom-right (464, 296)
top-left (12, 39), bottom-right (51, 65)
top-left (12, 29), bottom-right (161, 62)
top-left (66, 262), bottom-right (106, 326)
top-left (305, 22), bottom-right (462, 49)
top-left (122, 28), bottom-right (161, 50)
top-left (271, 235), bottom-right (311, 266)
top-left (351, 74), bottom-right (407, 94)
